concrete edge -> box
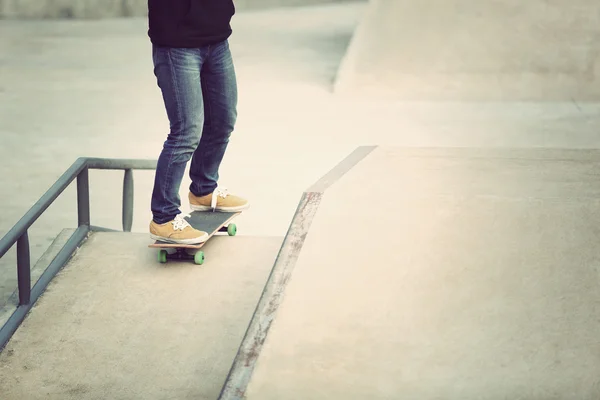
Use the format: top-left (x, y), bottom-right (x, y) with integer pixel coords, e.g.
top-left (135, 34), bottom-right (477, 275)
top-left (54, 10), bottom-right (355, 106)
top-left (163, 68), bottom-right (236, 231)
top-left (217, 146), bottom-right (377, 400)
top-left (0, 226), bottom-right (90, 352)
top-left (0, 228), bottom-right (76, 329)
top-left (307, 145), bottom-right (377, 193)
top-left (359, 146), bottom-right (600, 161)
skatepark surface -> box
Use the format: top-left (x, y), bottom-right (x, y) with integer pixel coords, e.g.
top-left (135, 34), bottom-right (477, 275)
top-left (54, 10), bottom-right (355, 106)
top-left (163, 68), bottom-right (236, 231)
top-left (236, 147), bottom-right (600, 399)
top-left (2, 1), bottom-right (600, 398)
top-left (0, 233), bottom-right (283, 399)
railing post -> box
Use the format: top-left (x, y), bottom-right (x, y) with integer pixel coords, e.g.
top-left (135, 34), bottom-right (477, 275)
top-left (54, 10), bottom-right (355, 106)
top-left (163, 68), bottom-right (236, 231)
top-left (17, 231), bottom-right (31, 305)
top-left (77, 167), bottom-right (90, 227)
top-left (122, 169), bottom-right (134, 232)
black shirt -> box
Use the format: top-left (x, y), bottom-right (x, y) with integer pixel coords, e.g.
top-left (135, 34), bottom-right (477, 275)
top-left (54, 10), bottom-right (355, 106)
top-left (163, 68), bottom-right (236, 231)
top-left (148, 0), bottom-right (235, 47)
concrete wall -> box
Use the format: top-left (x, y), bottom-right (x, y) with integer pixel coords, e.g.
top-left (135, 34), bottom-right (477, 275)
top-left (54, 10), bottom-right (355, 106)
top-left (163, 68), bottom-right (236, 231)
top-left (334, 0), bottom-right (600, 101)
top-left (234, 0), bottom-right (353, 11)
top-left (0, 0), bottom-right (146, 18)
top-left (0, 0), bottom-right (352, 19)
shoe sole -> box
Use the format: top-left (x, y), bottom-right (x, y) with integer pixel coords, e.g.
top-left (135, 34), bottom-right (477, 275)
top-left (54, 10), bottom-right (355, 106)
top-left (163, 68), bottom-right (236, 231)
top-left (190, 203), bottom-right (250, 212)
top-left (150, 233), bottom-right (209, 245)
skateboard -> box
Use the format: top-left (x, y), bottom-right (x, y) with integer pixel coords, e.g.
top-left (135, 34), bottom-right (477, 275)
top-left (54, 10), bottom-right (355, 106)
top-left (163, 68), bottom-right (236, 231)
top-left (148, 211), bottom-right (239, 265)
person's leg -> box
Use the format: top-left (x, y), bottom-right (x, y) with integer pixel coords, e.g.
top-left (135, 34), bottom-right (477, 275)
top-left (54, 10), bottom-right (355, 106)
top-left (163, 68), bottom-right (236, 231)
top-left (151, 45), bottom-right (205, 223)
top-left (149, 45), bottom-right (209, 243)
top-left (189, 39), bottom-right (237, 196)
top-left (188, 39), bottom-right (249, 212)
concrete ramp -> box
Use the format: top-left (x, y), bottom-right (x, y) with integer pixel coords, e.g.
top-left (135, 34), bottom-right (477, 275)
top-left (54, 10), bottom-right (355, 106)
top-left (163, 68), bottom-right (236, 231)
top-left (334, 0), bottom-right (600, 101)
top-left (224, 146), bottom-right (600, 399)
top-left (0, 232), bottom-right (282, 399)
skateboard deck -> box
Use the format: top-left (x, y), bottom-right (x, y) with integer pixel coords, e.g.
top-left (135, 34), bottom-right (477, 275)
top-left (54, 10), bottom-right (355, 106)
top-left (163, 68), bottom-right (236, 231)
top-left (148, 211), bottom-right (239, 265)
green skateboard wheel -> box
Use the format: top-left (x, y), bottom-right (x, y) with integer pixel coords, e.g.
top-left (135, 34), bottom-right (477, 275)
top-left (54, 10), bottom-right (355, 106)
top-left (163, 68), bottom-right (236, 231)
top-left (158, 249), bottom-right (167, 263)
top-left (194, 251), bottom-right (205, 265)
top-left (227, 223), bottom-right (237, 236)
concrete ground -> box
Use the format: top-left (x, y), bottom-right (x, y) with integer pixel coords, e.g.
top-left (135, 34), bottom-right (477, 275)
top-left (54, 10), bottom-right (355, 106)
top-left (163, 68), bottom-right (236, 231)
top-left (242, 147), bottom-right (600, 399)
top-left (0, 232), bottom-right (283, 399)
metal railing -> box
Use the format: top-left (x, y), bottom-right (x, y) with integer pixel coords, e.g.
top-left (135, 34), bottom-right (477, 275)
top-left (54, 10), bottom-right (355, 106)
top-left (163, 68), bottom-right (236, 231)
top-left (0, 157), bottom-right (157, 350)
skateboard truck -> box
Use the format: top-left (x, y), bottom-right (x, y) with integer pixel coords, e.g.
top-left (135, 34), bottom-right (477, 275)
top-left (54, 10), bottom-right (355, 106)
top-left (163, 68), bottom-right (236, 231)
top-left (149, 212), bottom-right (239, 265)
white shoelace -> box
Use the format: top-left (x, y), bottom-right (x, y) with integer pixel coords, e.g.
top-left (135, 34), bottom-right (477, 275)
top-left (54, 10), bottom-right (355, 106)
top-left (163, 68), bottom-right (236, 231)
top-left (172, 213), bottom-right (191, 231)
top-left (211, 187), bottom-right (230, 211)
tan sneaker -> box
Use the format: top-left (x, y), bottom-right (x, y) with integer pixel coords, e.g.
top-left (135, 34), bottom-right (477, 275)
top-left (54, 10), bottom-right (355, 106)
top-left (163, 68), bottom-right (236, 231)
top-left (150, 214), bottom-right (208, 244)
top-left (189, 187), bottom-right (249, 212)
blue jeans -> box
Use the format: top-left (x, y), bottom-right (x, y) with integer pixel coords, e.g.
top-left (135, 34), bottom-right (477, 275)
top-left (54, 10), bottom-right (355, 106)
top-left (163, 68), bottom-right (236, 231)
top-left (151, 40), bottom-right (238, 224)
